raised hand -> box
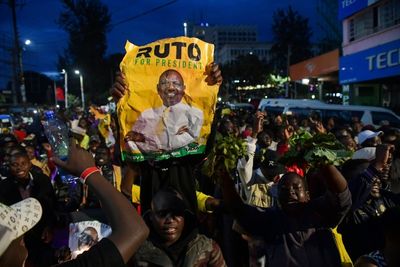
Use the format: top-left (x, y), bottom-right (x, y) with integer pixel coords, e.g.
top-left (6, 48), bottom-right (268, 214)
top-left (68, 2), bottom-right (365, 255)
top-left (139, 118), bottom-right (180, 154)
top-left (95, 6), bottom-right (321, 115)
top-left (124, 131), bottom-right (146, 143)
top-left (252, 111), bottom-right (264, 138)
top-left (51, 138), bottom-right (96, 177)
top-left (314, 121), bottom-right (326, 134)
top-left (110, 71), bottom-right (128, 102)
top-left (176, 125), bottom-right (189, 135)
top-left (284, 125), bottom-right (295, 141)
top-left (42, 142), bottom-right (52, 152)
top-left (205, 62), bottom-right (223, 86)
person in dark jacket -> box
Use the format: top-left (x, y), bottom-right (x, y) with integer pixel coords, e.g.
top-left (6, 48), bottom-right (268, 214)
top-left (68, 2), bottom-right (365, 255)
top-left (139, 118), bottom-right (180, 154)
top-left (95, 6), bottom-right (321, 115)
top-left (134, 188), bottom-right (226, 267)
top-left (219, 163), bottom-right (352, 267)
top-left (0, 150), bottom-right (56, 266)
top-left (339, 144), bottom-right (400, 260)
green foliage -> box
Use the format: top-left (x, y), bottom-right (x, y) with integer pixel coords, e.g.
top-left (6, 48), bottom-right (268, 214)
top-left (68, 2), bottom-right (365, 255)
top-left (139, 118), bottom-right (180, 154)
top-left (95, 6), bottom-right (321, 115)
top-left (280, 132), bottom-right (353, 169)
top-left (67, 94), bottom-right (81, 108)
top-left (58, 0), bottom-right (112, 104)
top-left (202, 135), bottom-right (248, 178)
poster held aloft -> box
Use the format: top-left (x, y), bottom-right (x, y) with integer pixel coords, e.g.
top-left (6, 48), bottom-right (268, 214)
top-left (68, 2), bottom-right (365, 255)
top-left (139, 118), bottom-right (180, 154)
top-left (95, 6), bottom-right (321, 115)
top-left (118, 36), bottom-right (219, 162)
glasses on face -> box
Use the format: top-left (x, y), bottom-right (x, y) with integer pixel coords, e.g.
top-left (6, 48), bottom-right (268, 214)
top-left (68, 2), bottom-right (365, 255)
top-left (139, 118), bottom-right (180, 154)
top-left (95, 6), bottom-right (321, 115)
top-left (159, 79), bottom-right (183, 89)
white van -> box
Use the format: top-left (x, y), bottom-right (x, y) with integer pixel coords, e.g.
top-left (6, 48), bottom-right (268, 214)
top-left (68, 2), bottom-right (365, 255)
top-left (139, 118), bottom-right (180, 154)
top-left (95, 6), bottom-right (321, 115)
top-left (258, 99), bottom-right (400, 128)
top-left (226, 103), bottom-right (255, 112)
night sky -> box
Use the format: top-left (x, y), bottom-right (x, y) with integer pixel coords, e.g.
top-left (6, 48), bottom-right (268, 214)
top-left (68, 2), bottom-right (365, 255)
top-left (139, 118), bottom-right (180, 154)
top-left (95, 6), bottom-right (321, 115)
top-left (0, 0), bottom-right (318, 87)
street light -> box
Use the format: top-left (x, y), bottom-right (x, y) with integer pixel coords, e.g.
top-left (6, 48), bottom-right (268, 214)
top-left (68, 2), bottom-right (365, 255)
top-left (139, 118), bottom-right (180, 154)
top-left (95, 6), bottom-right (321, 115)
top-left (183, 22), bottom-right (187, 36)
top-left (17, 39), bottom-right (31, 104)
top-left (74, 70), bottom-right (85, 111)
top-left (61, 69), bottom-right (68, 109)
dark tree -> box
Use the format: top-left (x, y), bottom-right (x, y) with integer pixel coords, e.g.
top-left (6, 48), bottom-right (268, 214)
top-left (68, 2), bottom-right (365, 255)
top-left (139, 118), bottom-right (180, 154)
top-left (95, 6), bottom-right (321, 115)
top-left (222, 54), bottom-right (271, 87)
top-left (24, 71), bottom-right (54, 105)
top-left (221, 54), bottom-right (271, 101)
top-left (270, 6), bottom-right (313, 74)
top-left (58, 0), bottom-right (111, 105)
top-left (316, 0), bottom-right (342, 54)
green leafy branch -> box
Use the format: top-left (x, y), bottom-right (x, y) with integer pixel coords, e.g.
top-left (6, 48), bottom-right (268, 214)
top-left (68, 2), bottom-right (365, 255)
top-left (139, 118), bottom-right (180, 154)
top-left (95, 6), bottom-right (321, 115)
top-left (280, 132), bottom-right (353, 170)
top-left (202, 135), bottom-right (248, 179)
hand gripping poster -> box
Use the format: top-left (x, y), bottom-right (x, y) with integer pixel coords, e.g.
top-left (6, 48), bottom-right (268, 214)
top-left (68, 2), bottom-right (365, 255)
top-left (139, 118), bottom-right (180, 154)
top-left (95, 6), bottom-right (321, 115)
top-left (118, 37), bottom-right (219, 162)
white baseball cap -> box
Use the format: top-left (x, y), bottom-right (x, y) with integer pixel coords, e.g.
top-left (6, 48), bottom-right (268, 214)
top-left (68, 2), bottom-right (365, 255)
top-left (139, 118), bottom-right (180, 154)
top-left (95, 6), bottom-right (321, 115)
top-left (357, 130), bottom-right (383, 145)
top-left (0, 198), bottom-right (42, 256)
top-left (352, 147), bottom-right (376, 161)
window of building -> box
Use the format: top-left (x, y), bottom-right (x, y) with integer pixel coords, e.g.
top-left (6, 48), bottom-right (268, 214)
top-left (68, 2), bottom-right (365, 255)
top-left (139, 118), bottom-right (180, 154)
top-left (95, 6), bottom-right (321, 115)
top-left (349, 0), bottom-right (400, 42)
top-left (379, 0), bottom-right (400, 29)
top-left (349, 9), bottom-right (373, 41)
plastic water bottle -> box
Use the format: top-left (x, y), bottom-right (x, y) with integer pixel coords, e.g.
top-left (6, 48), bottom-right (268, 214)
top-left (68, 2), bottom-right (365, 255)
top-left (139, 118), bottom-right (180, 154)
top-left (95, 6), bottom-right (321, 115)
top-left (42, 110), bottom-right (69, 159)
top-left (42, 111), bottom-right (77, 184)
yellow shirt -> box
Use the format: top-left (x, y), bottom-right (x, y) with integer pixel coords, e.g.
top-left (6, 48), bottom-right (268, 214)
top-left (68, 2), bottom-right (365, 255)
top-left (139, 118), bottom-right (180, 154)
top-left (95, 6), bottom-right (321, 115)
top-left (31, 158), bottom-right (51, 177)
top-left (79, 134), bottom-right (90, 150)
top-left (130, 185), bottom-right (212, 213)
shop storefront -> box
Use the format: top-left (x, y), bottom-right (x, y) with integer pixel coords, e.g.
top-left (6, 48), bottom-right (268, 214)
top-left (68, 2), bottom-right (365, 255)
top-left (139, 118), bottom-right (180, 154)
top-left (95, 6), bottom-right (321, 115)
top-left (339, 38), bottom-right (400, 110)
top-left (289, 49), bottom-right (341, 103)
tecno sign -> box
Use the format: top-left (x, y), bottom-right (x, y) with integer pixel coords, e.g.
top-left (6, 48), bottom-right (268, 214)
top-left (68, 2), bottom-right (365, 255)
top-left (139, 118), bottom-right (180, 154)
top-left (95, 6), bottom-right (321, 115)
top-left (339, 39), bottom-right (400, 84)
top-left (366, 48), bottom-right (399, 71)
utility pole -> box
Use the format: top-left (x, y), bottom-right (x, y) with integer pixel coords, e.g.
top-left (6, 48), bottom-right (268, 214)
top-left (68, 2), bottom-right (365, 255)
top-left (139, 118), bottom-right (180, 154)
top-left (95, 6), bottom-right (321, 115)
top-left (285, 44), bottom-right (292, 98)
top-left (9, 0), bottom-right (26, 104)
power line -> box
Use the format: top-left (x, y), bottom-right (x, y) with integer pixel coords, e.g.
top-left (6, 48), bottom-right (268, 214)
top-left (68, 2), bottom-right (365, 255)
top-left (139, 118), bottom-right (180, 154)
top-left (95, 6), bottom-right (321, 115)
top-left (111, 0), bottom-right (178, 28)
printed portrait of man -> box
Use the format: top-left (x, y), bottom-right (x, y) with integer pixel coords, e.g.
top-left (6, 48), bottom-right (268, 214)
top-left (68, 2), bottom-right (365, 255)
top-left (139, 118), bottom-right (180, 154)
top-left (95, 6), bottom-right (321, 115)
top-left (125, 69), bottom-right (203, 153)
top-left (71, 226), bottom-right (99, 259)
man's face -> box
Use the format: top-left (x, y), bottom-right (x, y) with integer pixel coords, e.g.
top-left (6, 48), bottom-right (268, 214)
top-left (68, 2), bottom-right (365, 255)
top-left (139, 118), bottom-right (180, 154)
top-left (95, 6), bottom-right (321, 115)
top-left (151, 209), bottom-right (185, 247)
top-left (10, 155), bottom-right (31, 180)
top-left (259, 133), bottom-right (272, 148)
top-left (370, 177), bottom-right (382, 198)
top-left (340, 136), bottom-right (357, 151)
top-left (278, 173), bottom-right (309, 209)
top-left (89, 141), bottom-right (100, 153)
top-left (157, 70), bottom-right (185, 107)
top-left (95, 148), bottom-right (110, 166)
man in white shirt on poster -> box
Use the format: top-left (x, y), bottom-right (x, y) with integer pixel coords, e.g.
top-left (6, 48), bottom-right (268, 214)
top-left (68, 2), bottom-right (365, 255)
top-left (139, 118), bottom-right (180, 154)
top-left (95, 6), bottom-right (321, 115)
top-left (125, 69), bottom-right (203, 153)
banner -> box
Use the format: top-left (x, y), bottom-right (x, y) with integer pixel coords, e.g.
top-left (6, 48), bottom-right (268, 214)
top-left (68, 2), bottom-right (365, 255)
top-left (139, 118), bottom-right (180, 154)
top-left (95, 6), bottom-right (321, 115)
top-left (56, 87), bottom-right (65, 101)
top-left (118, 36), bottom-right (219, 162)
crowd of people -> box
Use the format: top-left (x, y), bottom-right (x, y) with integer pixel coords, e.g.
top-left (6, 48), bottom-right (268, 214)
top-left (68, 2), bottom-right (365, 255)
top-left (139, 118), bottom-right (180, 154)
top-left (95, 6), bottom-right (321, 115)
top-left (1, 64), bottom-right (400, 267)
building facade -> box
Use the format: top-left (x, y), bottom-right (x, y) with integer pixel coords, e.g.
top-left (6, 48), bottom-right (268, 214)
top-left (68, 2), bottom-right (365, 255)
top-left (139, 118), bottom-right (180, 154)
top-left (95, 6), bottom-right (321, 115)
top-left (185, 22), bottom-right (271, 64)
top-left (339, 0), bottom-right (400, 111)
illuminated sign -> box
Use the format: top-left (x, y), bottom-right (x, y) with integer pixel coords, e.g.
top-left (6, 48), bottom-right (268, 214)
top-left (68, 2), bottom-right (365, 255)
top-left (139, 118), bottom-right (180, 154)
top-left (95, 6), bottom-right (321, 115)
top-left (339, 39), bottom-right (400, 84)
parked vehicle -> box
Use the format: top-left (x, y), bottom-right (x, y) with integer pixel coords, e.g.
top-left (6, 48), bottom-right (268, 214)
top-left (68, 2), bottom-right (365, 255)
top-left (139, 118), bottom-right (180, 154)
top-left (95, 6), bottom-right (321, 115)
top-left (0, 114), bottom-right (13, 134)
top-left (226, 103), bottom-right (255, 112)
top-left (258, 99), bottom-right (400, 128)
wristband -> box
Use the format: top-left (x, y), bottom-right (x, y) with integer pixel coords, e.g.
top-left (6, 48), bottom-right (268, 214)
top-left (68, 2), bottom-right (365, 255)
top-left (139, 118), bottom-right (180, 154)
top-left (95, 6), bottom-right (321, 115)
top-left (80, 167), bottom-right (100, 184)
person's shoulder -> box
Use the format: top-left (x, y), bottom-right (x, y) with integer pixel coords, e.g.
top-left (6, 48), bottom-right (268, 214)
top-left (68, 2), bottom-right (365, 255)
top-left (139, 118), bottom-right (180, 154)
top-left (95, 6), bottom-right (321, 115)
top-left (134, 239), bottom-right (172, 265)
top-left (31, 171), bottom-right (51, 183)
top-left (0, 177), bottom-right (17, 197)
top-left (188, 234), bottom-right (214, 251)
top-left (0, 176), bottom-right (13, 184)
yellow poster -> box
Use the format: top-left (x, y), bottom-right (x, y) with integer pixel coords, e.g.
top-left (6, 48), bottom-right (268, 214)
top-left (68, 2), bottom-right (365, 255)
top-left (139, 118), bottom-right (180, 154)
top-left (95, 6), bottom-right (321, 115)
top-left (118, 36), bottom-right (219, 162)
